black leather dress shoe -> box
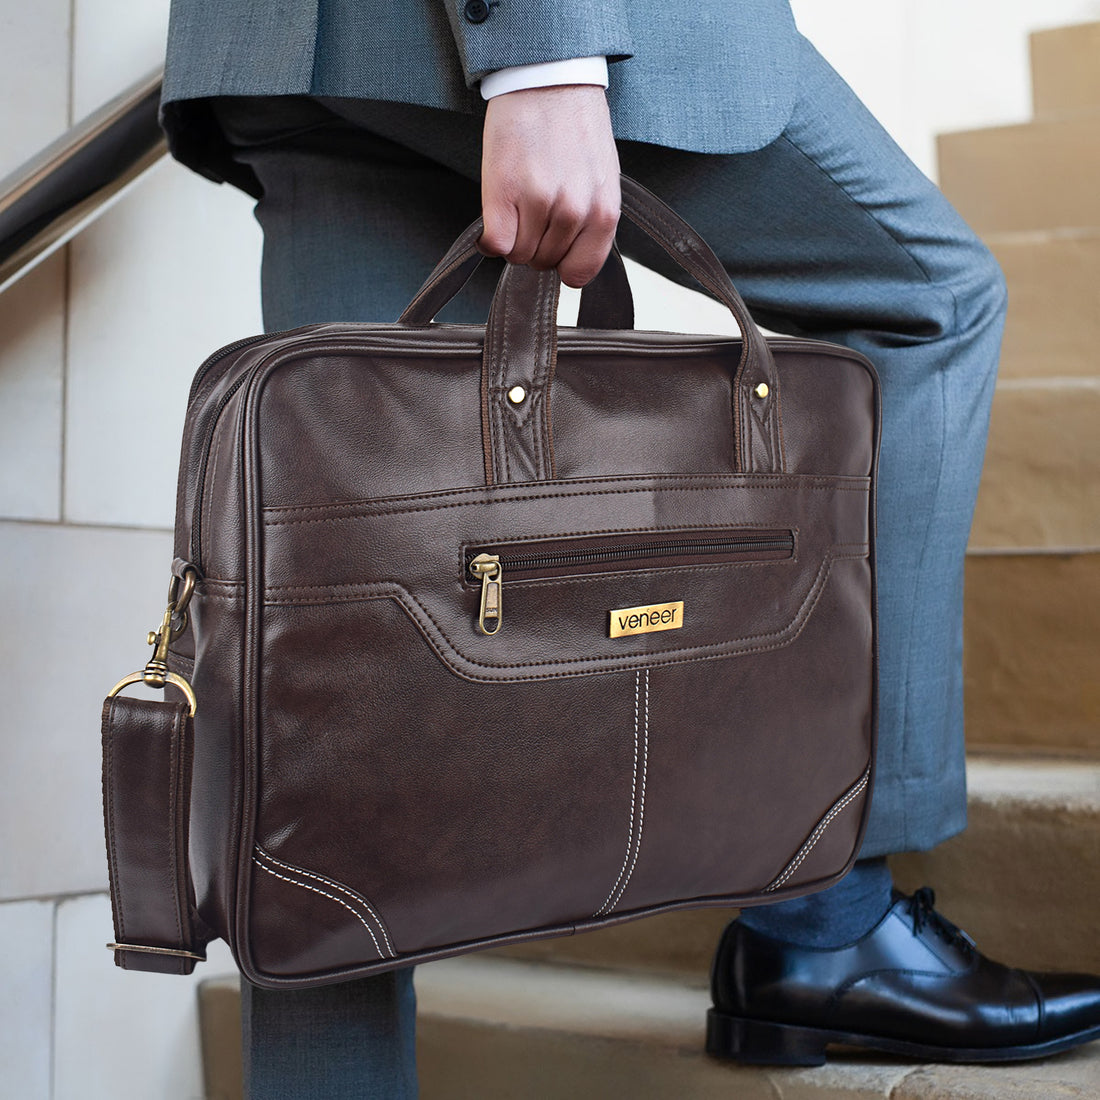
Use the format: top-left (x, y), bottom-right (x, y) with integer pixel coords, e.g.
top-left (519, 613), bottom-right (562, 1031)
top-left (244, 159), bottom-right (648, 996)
top-left (707, 887), bottom-right (1100, 1065)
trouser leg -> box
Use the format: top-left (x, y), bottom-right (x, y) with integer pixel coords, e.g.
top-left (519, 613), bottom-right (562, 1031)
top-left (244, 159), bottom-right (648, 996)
top-left (209, 97), bottom-right (456, 1100)
top-left (242, 970), bottom-right (418, 1100)
top-left (613, 35), bottom-right (1008, 854)
top-left (209, 95), bottom-right (501, 330)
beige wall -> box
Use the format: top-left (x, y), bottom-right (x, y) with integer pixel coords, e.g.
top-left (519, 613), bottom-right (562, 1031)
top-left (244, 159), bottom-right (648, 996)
top-left (0, 3), bottom-right (257, 1097)
top-left (1, 2), bottom-right (1096, 1097)
top-left (794, 0), bottom-right (1100, 175)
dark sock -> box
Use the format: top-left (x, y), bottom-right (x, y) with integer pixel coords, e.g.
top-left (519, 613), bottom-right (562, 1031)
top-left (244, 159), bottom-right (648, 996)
top-left (737, 857), bottom-right (894, 948)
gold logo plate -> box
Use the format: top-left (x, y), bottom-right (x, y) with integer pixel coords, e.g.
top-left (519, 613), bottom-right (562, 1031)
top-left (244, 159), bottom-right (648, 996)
top-left (609, 601), bottom-right (685, 638)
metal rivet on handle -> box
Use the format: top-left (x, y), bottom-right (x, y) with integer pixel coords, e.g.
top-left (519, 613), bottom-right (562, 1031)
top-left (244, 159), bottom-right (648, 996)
top-left (507, 385), bottom-right (527, 405)
top-left (754, 383), bottom-right (770, 399)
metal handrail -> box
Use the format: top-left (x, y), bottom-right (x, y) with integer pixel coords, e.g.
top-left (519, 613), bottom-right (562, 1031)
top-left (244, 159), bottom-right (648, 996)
top-left (0, 69), bottom-right (166, 296)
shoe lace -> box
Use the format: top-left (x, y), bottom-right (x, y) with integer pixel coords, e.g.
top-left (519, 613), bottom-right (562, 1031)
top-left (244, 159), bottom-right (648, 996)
top-left (907, 886), bottom-right (976, 959)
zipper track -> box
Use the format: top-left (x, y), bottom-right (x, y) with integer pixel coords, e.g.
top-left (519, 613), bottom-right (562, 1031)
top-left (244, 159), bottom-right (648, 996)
top-left (187, 331), bottom-right (300, 570)
top-left (186, 326), bottom-right (479, 569)
top-left (468, 533), bottom-right (793, 575)
top-left (187, 332), bottom-right (279, 405)
top-left (185, 318), bottom-right (855, 573)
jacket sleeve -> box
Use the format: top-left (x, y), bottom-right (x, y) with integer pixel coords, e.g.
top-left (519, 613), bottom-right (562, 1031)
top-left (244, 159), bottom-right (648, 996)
top-left (440, 0), bottom-right (634, 88)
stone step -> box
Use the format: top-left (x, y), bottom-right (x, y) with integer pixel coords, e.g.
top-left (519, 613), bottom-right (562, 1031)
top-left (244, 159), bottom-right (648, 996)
top-left (987, 229), bottom-right (1100, 380)
top-left (964, 553), bottom-right (1100, 753)
top-left (890, 757), bottom-right (1100, 974)
top-left (197, 754), bottom-right (1100, 1095)
top-left (937, 111), bottom-right (1100, 234)
top-left (491, 757), bottom-right (1100, 977)
top-left (968, 380), bottom-right (1100, 551)
top-left (1031, 22), bottom-right (1100, 117)
top-left (197, 958), bottom-right (1100, 1099)
top-left (415, 956), bottom-right (1100, 1099)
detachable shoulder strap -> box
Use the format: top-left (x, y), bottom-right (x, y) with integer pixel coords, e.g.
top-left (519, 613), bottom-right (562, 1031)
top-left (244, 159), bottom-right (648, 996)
top-left (101, 693), bottom-right (208, 974)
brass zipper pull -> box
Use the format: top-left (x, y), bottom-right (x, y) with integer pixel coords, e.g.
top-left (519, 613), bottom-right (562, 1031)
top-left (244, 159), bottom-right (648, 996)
top-left (469, 553), bottom-right (503, 636)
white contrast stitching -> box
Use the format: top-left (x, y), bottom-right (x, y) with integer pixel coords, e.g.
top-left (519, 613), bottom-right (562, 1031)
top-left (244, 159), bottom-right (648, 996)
top-left (608, 669), bottom-right (649, 913)
top-left (594, 672), bottom-right (642, 916)
top-left (254, 845), bottom-right (395, 956)
top-left (253, 853), bottom-right (385, 958)
top-left (765, 767), bottom-right (871, 892)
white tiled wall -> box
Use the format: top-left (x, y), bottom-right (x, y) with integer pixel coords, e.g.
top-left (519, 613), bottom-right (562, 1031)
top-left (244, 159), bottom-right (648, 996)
top-left (0, 900), bottom-right (55, 1100)
top-left (71, 0), bottom-right (170, 119)
top-left (0, 0), bottom-right (71, 178)
top-left (0, 521), bottom-right (173, 901)
top-left (0, 255), bottom-right (65, 521)
top-left (65, 159), bottom-right (261, 528)
top-left (0, 894), bottom-right (238, 1100)
top-left (53, 895), bottom-right (236, 1100)
top-left (2, 6), bottom-right (258, 1093)
top-left (3, 0), bottom-right (1099, 1097)
top-left (791, 0), bottom-right (1100, 176)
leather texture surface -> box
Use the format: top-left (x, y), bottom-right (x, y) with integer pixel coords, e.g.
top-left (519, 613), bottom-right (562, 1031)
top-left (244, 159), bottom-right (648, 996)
top-left (101, 695), bottom-right (209, 973)
top-left (709, 890), bottom-right (1100, 1060)
top-left (108, 173), bottom-right (879, 987)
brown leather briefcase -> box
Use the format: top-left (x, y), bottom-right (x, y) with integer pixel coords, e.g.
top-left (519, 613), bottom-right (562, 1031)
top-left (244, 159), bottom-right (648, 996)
top-left (101, 173), bottom-right (879, 987)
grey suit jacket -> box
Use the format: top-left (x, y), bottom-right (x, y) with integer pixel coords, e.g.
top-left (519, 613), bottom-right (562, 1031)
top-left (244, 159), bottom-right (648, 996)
top-left (161, 0), bottom-right (801, 191)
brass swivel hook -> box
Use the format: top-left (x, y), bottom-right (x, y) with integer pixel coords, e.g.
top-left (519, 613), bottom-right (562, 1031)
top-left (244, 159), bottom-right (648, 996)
top-left (107, 568), bottom-right (200, 716)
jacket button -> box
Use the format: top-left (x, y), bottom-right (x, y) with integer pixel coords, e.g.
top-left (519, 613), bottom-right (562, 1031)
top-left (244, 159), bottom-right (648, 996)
top-left (464, 0), bottom-right (491, 23)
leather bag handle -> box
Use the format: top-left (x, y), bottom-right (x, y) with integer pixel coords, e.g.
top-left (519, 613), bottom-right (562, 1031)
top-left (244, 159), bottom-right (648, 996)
top-left (399, 238), bottom-right (634, 330)
top-left (399, 172), bottom-right (782, 482)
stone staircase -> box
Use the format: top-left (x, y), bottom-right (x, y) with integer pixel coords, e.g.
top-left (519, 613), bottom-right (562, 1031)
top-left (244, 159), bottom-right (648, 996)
top-left (198, 23), bottom-right (1100, 1099)
top-left (943, 22), bottom-right (1100, 772)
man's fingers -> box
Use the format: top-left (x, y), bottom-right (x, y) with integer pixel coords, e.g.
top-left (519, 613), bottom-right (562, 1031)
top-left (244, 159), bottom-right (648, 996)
top-left (555, 200), bottom-right (620, 287)
top-left (481, 189), bottom-right (621, 288)
top-left (525, 197), bottom-right (587, 271)
top-left (480, 192), bottom-right (563, 266)
top-left (506, 192), bottom-right (555, 266)
top-left (526, 191), bottom-right (620, 287)
top-left (476, 200), bottom-right (518, 258)
top-left (480, 192), bottom-right (580, 269)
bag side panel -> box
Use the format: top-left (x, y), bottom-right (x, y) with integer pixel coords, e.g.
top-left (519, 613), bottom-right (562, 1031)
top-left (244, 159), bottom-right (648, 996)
top-left (178, 587), bottom-right (247, 942)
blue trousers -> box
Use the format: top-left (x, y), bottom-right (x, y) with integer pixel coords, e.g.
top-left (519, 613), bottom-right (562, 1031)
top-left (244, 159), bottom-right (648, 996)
top-left (213, 32), bottom-right (1006, 1099)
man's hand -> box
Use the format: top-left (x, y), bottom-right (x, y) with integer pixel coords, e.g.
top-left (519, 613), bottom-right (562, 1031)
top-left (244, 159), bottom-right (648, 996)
top-left (478, 85), bottom-right (621, 289)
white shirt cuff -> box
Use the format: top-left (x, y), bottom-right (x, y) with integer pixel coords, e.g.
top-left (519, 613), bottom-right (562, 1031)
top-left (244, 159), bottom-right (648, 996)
top-left (479, 56), bottom-right (609, 101)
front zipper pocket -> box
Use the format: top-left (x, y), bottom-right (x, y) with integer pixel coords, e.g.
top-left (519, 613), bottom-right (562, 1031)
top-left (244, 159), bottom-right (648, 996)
top-left (466, 530), bottom-right (794, 637)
